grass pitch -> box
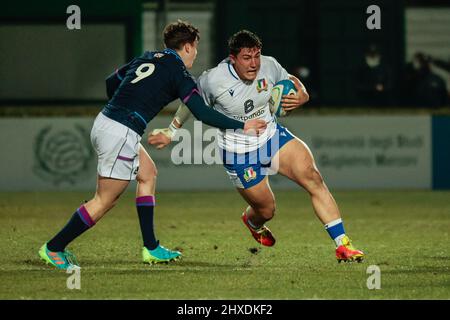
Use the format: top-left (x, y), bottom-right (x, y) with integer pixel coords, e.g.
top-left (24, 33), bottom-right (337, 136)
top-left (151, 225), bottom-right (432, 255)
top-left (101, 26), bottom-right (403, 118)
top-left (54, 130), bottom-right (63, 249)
top-left (0, 190), bottom-right (449, 299)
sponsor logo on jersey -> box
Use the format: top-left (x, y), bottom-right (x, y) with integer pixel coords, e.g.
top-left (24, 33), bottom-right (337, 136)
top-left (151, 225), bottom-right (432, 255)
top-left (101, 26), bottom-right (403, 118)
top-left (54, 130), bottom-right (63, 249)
top-left (153, 53), bottom-right (165, 58)
top-left (243, 167), bottom-right (257, 182)
top-left (256, 78), bottom-right (268, 92)
top-left (228, 89), bottom-right (234, 96)
top-left (232, 108), bottom-right (266, 121)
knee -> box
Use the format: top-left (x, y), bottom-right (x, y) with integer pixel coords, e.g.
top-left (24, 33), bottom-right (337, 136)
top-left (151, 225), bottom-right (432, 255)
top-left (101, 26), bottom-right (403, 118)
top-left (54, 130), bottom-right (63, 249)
top-left (137, 166), bottom-right (158, 185)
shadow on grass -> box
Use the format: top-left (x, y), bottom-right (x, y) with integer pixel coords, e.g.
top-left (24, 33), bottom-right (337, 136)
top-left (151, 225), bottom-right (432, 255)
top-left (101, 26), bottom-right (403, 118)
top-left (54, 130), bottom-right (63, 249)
top-left (425, 256), bottom-right (450, 261)
top-left (17, 258), bottom-right (243, 271)
top-left (381, 266), bottom-right (450, 274)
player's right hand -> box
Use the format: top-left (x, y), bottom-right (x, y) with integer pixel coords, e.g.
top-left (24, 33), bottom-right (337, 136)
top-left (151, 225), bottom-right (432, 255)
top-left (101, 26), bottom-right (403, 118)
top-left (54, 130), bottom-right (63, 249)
top-left (148, 128), bottom-right (172, 149)
top-left (243, 119), bottom-right (267, 136)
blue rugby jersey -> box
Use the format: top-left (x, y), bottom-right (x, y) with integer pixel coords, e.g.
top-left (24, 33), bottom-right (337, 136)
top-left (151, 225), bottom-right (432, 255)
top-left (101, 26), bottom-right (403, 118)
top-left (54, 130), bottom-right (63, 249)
top-left (102, 49), bottom-right (197, 136)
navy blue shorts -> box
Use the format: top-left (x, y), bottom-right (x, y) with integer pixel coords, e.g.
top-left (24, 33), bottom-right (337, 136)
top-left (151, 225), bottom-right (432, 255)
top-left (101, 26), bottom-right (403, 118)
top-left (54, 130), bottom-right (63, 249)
top-left (220, 124), bottom-right (295, 189)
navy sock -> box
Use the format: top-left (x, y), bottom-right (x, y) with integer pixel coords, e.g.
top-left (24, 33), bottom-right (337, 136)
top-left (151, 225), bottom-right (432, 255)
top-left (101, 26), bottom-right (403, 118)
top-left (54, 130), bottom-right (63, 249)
top-left (136, 196), bottom-right (158, 250)
top-left (47, 206), bottom-right (95, 252)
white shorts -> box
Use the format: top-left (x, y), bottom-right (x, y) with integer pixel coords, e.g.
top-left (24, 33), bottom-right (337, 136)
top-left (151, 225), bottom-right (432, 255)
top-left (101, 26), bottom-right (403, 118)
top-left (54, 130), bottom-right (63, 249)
top-left (90, 112), bottom-right (141, 180)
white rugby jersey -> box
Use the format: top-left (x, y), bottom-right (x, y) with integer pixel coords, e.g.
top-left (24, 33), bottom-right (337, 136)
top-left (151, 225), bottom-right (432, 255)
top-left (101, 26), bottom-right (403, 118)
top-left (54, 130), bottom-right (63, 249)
top-left (198, 55), bottom-right (289, 153)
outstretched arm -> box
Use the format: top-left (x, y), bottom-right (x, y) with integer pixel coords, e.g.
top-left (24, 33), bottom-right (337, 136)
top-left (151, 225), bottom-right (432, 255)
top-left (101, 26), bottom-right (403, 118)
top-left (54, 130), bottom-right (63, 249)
top-left (148, 104), bottom-right (190, 149)
top-left (183, 91), bottom-right (252, 130)
top-left (148, 92), bottom-right (267, 149)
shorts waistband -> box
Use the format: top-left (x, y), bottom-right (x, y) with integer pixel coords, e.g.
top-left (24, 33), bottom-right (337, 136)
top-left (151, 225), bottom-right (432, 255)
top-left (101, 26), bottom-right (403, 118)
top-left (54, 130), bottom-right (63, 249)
top-left (101, 104), bottom-right (147, 136)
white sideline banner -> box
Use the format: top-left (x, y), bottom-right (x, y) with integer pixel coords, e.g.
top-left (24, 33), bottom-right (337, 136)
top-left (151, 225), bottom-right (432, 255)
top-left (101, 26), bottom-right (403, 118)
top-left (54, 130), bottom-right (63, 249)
top-left (278, 115), bottom-right (431, 189)
top-left (0, 115), bottom-right (431, 191)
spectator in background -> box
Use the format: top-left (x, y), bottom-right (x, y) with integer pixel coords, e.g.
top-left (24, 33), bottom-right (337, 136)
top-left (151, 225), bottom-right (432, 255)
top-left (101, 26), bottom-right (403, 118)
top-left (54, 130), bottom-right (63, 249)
top-left (402, 52), bottom-right (425, 106)
top-left (428, 55), bottom-right (450, 73)
top-left (403, 52), bottom-right (448, 108)
top-left (356, 44), bottom-right (393, 107)
top-left (427, 55), bottom-right (450, 105)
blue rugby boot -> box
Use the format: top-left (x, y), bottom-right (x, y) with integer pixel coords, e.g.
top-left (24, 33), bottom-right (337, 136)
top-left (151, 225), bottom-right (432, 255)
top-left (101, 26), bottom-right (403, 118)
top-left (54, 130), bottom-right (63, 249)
top-left (142, 242), bottom-right (182, 264)
top-left (39, 243), bottom-right (80, 270)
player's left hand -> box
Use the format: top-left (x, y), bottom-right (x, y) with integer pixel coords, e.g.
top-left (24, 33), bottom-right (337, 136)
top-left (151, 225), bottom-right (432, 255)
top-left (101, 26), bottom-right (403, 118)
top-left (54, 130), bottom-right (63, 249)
top-left (148, 128), bottom-right (172, 149)
top-left (281, 75), bottom-right (309, 112)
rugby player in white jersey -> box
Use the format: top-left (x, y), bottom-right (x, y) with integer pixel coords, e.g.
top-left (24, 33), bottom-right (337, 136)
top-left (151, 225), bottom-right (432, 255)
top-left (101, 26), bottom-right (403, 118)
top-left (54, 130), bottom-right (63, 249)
top-left (149, 30), bottom-right (364, 263)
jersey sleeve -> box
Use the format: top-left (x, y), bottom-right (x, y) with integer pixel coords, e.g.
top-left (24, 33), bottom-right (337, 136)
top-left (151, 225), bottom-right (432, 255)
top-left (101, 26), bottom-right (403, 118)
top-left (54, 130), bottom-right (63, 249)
top-left (105, 58), bottom-right (135, 99)
top-left (184, 93), bottom-right (244, 130)
top-left (197, 71), bottom-right (214, 106)
top-left (266, 56), bottom-right (289, 83)
top-left (169, 58), bottom-right (198, 104)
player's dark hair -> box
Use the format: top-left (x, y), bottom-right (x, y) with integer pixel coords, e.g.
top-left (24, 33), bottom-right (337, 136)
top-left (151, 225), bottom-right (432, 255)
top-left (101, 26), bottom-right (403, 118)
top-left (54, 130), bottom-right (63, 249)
top-left (163, 20), bottom-right (200, 50)
top-left (228, 30), bottom-right (262, 56)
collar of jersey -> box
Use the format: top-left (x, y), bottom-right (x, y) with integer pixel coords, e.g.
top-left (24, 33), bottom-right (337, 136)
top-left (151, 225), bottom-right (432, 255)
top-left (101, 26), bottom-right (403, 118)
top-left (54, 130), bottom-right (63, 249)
top-left (162, 48), bottom-right (183, 63)
top-left (227, 61), bottom-right (240, 81)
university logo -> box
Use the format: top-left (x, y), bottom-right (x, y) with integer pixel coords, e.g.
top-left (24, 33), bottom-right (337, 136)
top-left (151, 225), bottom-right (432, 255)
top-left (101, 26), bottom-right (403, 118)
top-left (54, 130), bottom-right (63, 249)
top-left (256, 78), bottom-right (268, 92)
top-left (33, 124), bottom-right (94, 185)
top-left (243, 167), bottom-right (257, 182)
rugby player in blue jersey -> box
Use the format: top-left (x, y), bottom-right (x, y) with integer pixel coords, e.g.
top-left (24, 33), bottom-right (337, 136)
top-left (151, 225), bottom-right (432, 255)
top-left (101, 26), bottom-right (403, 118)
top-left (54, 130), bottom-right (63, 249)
top-left (38, 21), bottom-right (266, 269)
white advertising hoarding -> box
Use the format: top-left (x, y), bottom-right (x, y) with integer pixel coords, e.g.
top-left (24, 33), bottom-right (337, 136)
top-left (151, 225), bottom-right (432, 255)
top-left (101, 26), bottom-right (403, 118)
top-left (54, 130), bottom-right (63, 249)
top-left (0, 115), bottom-right (431, 191)
top-left (278, 116), bottom-right (431, 189)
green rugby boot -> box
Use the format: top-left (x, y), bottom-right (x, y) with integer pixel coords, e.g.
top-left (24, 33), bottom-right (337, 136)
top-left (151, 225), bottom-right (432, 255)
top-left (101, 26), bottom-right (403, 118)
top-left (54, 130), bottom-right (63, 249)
top-left (142, 243), bottom-right (182, 264)
top-left (39, 243), bottom-right (80, 270)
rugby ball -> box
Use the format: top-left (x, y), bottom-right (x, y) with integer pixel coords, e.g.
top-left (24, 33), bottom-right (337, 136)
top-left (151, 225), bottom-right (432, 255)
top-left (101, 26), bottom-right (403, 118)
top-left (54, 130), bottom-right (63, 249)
top-left (269, 79), bottom-right (297, 117)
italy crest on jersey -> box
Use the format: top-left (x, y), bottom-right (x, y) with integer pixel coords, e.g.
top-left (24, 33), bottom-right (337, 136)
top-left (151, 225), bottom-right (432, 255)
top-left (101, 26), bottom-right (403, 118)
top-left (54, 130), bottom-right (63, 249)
top-left (243, 167), bottom-right (257, 182)
top-left (256, 78), bottom-right (268, 92)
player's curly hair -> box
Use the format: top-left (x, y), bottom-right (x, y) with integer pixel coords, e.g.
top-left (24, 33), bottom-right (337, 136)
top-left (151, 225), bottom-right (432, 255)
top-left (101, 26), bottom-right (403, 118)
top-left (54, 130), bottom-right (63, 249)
top-left (228, 30), bottom-right (262, 56)
top-left (163, 19), bottom-right (200, 50)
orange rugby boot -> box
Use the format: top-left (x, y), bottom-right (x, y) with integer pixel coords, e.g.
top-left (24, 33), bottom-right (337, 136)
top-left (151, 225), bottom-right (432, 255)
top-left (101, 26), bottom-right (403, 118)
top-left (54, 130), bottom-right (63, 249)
top-left (241, 212), bottom-right (276, 247)
top-left (336, 235), bottom-right (365, 263)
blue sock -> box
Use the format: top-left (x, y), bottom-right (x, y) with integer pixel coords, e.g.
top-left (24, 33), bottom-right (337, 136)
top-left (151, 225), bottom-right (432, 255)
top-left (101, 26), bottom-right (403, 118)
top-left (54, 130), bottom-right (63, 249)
top-left (136, 196), bottom-right (158, 250)
top-left (325, 218), bottom-right (346, 247)
top-left (47, 205), bottom-right (95, 252)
